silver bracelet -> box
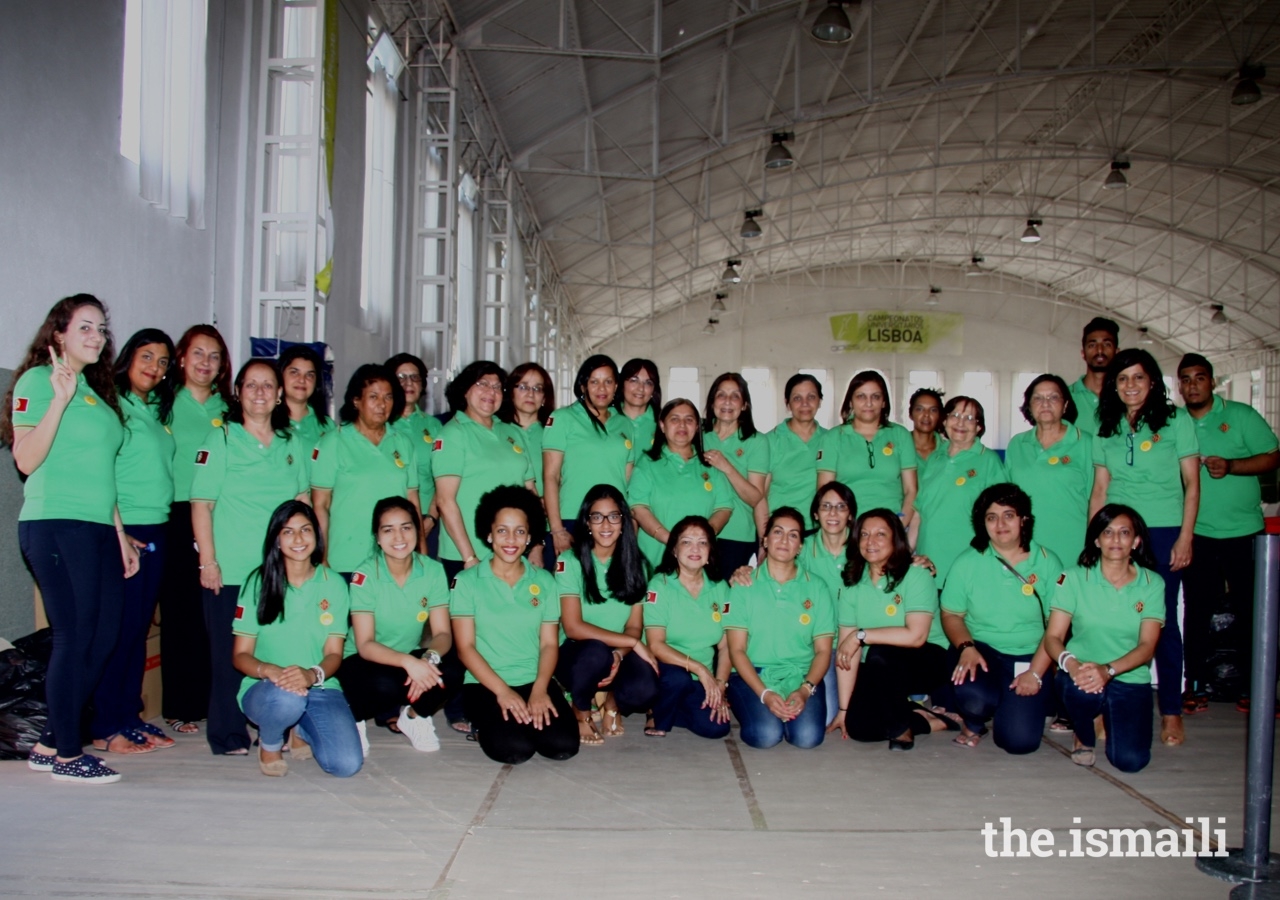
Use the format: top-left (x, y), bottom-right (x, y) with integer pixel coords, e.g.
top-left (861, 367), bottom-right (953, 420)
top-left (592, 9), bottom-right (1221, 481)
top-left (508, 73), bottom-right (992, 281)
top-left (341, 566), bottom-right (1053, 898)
top-left (310, 665), bottom-right (325, 687)
top-left (1030, 671), bottom-right (1043, 686)
top-left (1057, 650), bottom-right (1076, 669)
top-left (759, 688), bottom-right (776, 705)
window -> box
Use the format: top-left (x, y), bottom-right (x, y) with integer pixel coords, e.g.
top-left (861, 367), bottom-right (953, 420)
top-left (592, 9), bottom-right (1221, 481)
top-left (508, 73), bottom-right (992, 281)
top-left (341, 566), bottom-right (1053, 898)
top-left (905, 370), bottom-right (942, 427)
top-left (960, 371), bottom-right (997, 440)
top-left (668, 367), bottom-right (701, 408)
top-left (359, 31), bottom-right (403, 324)
top-left (1009, 372), bottom-right (1038, 439)
top-left (740, 368), bottom-right (776, 432)
top-left (798, 368), bottom-right (835, 429)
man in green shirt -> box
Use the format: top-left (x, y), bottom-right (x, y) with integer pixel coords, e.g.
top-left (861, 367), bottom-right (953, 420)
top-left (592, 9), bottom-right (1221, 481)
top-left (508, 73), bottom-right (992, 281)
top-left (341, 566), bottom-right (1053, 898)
top-left (1177, 354), bottom-right (1280, 707)
top-left (1069, 316), bottom-right (1118, 434)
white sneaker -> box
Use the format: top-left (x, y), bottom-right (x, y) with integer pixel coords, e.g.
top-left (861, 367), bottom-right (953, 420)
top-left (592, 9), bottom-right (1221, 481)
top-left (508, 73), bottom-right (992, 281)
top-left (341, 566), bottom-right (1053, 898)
top-left (355, 719), bottom-right (369, 758)
top-left (398, 706), bottom-right (440, 752)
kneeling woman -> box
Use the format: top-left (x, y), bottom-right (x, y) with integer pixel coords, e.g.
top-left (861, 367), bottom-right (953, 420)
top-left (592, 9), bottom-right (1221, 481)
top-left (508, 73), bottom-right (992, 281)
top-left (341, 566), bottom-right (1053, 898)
top-left (555, 484), bottom-right (657, 743)
top-left (452, 485), bottom-right (579, 764)
top-left (338, 497), bottom-right (464, 752)
top-left (725, 507), bottom-right (835, 749)
top-left (232, 501), bottom-right (362, 777)
top-left (830, 509), bottom-right (959, 750)
top-left (644, 516), bottom-right (732, 738)
top-left (1044, 505), bottom-right (1164, 773)
top-left (940, 484), bottom-right (1062, 753)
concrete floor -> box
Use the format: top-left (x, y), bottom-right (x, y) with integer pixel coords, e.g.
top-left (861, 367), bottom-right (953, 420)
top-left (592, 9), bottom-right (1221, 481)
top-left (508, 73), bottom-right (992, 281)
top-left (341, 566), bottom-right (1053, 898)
top-left (0, 704), bottom-right (1273, 899)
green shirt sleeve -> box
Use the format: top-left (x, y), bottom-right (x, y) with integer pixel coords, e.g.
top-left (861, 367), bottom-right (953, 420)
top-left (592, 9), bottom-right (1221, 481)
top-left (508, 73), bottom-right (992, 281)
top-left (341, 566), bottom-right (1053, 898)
top-left (815, 428), bottom-right (836, 474)
top-left (812, 581), bottom-right (836, 637)
top-left (232, 571), bottom-right (263, 637)
top-left (939, 551), bottom-right (975, 615)
top-left (11, 368), bottom-right (52, 426)
top-left (310, 429), bottom-right (340, 489)
top-left (900, 566), bottom-right (939, 617)
top-left (449, 572), bottom-right (475, 617)
top-left (402, 437), bottom-right (420, 491)
top-left (555, 552), bottom-right (584, 598)
top-left (537, 569), bottom-right (562, 623)
top-left (745, 431), bottom-right (771, 474)
top-left (1050, 568), bottom-right (1079, 616)
top-left (893, 423), bottom-right (919, 470)
top-left (189, 426), bottom-right (227, 502)
top-left (628, 458), bottom-right (655, 509)
top-left (724, 583), bottom-right (751, 631)
top-left (431, 422), bottom-right (466, 479)
top-left (643, 578), bottom-right (670, 629)
top-left (1173, 410), bottom-right (1199, 459)
top-left (709, 467), bottom-right (734, 512)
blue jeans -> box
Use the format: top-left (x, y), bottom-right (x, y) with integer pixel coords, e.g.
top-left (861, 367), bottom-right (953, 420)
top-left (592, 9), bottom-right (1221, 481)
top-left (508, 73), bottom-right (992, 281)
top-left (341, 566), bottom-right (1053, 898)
top-left (651, 662), bottom-right (731, 738)
top-left (241, 680), bottom-right (363, 777)
top-left (1146, 526), bottom-right (1185, 716)
top-left (942, 642), bottom-right (1047, 754)
top-left (1057, 671), bottom-right (1153, 773)
top-left (726, 671), bottom-right (826, 749)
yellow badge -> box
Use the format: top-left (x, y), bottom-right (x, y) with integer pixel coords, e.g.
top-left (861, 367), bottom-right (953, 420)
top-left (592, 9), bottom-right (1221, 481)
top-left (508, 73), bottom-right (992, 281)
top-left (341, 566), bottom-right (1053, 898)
top-left (416, 610), bottom-right (429, 623)
top-left (625, 440), bottom-right (633, 450)
top-left (704, 480), bottom-right (713, 492)
top-left (513, 443), bottom-right (524, 453)
top-left (212, 417), bottom-right (223, 427)
top-left (955, 476), bottom-right (967, 486)
top-left (394, 450), bottom-right (405, 468)
top-left (1021, 583), bottom-right (1035, 596)
top-left (423, 433), bottom-right (432, 443)
top-left (799, 613), bottom-right (811, 625)
top-left (1140, 440), bottom-right (1153, 452)
top-left (85, 395), bottom-right (97, 406)
top-left (529, 584), bottom-right (541, 596)
top-left (712, 611), bottom-right (722, 622)
top-left (319, 612), bottom-right (334, 626)
top-left (1048, 456), bottom-right (1059, 465)
top-left (883, 445), bottom-right (893, 456)
top-left (885, 604), bottom-right (898, 616)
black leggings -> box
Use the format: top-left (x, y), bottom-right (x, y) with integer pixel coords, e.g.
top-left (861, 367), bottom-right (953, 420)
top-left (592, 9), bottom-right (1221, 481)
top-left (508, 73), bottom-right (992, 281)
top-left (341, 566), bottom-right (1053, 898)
top-left (159, 502), bottom-right (210, 721)
top-left (555, 639), bottom-right (659, 714)
top-left (463, 682), bottom-right (579, 764)
top-left (846, 643), bottom-right (949, 742)
top-left (338, 648), bottom-right (466, 722)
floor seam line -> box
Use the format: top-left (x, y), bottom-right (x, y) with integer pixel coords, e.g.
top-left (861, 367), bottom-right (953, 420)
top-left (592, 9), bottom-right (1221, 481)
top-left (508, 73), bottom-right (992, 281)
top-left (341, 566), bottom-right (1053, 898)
top-left (429, 763), bottom-right (513, 893)
top-left (724, 736), bottom-right (768, 831)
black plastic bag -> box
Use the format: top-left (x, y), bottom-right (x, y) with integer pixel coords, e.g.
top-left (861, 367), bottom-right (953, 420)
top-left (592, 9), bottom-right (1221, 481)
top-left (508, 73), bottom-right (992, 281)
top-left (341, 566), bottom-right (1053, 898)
top-left (0, 699), bottom-right (47, 759)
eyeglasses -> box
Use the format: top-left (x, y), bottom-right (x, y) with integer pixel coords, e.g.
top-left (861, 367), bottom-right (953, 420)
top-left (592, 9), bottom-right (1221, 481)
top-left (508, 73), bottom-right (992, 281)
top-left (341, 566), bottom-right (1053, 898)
top-left (473, 380), bottom-right (503, 394)
top-left (1030, 393), bottom-right (1062, 406)
top-left (514, 383), bottom-right (544, 394)
top-left (947, 413), bottom-right (977, 423)
top-left (865, 440), bottom-right (876, 470)
top-left (587, 512), bottom-right (624, 524)
top-left (1125, 432), bottom-right (1135, 466)
top-left (397, 373), bottom-right (422, 384)
top-left (626, 376), bottom-right (655, 389)
top-left (819, 502), bottom-right (849, 513)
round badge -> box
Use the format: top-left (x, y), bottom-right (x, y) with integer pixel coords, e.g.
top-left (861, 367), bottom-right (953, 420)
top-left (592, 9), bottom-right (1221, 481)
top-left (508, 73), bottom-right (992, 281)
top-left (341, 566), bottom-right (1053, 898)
top-left (1048, 456), bottom-right (1059, 465)
top-left (624, 440), bottom-right (633, 450)
top-left (799, 613), bottom-right (812, 625)
top-left (1021, 583), bottom-right (1035, 596)
top-left (319, 612), bottom-right (334, 626)
top-left (84, 395), bottom-right (98, 406)
top-left (882, 445), bottom-right (893, 456)
top-left (513, 445), bottom-right (524, 454)
top-left (1140, 440), bottom-right (1153, 452)
top-left (529, 584), bottom-right (541, 596)
top-left (211, 417), bottom-right (223, 427)
top-left (416, 610), bottom-right (429, 623)
top-left (395, 457), bottom-right (405, 468)
top-left (955, 476), bottom-right (967, 486)
top-left (712, 611), bottom-right (722, 623)
top-left (423, 433), bottom-right (432, 443)
top-left (885, 604), bottom-right (898, 616)
top-left (703, 481), bottom-right (713, 492)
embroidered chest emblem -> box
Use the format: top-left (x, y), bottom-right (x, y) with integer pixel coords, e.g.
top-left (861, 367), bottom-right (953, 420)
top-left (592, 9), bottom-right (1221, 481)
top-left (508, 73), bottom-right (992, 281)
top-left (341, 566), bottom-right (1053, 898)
top-left (802, 599), bottom-right (812, 610)
top-left (393, 450), bottom-right (405, 468)
top-left (702, 472), bottom-right (713, 491)
top-left (1134, 601), bottom-right (1145, 613)
top-left (735, 448), bottom-right (744, 457)
top-left (1220, 422), bottom-right (1230, 433)
top-left (319, 599), bottom-right (330, 611)
top-left (420, 597), bottom-right (429, 608)
top-left (286, 454), bottom-right (294, 466)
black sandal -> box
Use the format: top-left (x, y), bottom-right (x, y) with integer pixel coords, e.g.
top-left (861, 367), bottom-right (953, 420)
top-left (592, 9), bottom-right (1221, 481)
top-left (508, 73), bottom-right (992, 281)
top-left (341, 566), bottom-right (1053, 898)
top-left (911, 702), bottom-right (963, 732)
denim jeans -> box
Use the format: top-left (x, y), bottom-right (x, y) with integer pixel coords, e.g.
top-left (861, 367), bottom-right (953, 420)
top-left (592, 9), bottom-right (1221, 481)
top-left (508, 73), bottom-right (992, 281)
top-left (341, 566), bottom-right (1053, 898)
top-left (726, 671), bottom-right (826, 749)
top-left (942, 642), bottom-right (1047, 754)
top-left (241, 680), bottom-right (363, 777)
top-left (555, 639), bottom-right (659, 714)
top-left (651, 662), bottom-right (731, 738)
top-left (1057, 671), bottom-right (1153, 773)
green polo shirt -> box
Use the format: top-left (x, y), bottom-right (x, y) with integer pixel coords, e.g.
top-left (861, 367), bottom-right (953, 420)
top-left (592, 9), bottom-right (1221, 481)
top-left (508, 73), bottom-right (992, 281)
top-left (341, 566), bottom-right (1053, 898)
top-left (431, 413), bottom-right (535, 562)
top-left (289, 407), bottom-right (332, 455)
top-left (917, 443), bottom-right (1007, 582)
top-left (1051, 564), bottom-right (1165, 684)
top-left (311, 425), bottom-right (420, 572)
top-left (766, 420), bottom-right (826, 514)
top-left (1005, 426), bottom-right (1094, 564)
top-left (941, 543), bottom-right (1063, 656)
top-left (625, 409), bottom-right (657, 454)
top-left (914, 434), bottom-right (949, 476)
top-left (171, 387), bottom-right (228, 503)
top-left (1188, 397), bottom-right (1279, 539)
top-left (390, 409), bottom-right (442, 509)
top-left (190, 424), bottom-right (310, 585)
top-left (516, 420), bottom-right (546, 495)
top-left (1092, 409), bottom-right (1198, 528)
top-left (797, 533), bottom-right (848, 598)
top-left (555, 550), bottom-right (635, 640)
top-left (542, 403), bottom-right (635, 519)
top-left (628, 447), bottom-right (736, 567)
top-left (233, 565), bottom-right (348, 705)
top-left (116, 391), bottom-right (175, 525)
top-left (11, 366), bottom-right (124, 525)
top-left (704, 427), bottom-right (771, 542)
top-left (726, 564), bottom-right (834, 695)
top-left (817, 421), bottom-right (918, 514)
top-left (1070, 377), bottom-right (1102, 434)
top-left (344, 551), bottom-right (450, 657)
top-left (643, 573), bottom-right (731, 675)
top-left (836, 564), bottom-right (945, 660)
top-left (449, 560), bottom-right (560, 686)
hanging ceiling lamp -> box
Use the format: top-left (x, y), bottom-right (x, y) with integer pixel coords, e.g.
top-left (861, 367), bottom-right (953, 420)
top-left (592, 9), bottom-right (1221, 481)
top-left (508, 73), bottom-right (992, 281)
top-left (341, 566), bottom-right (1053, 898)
top-left (1211, 304), bottom-right (1228, 324)
top-left (721, 259), bottom-right (742, 283)
top-left (1104, 158), bottom-right (1130, 190)
top-left (740, 209), bottom-right (763, 239)
top-left (764, 133), bottom-right (795, 170)
top-left (702, 318), bottom-right (719, 335)
top-left (1021, 219), bottom-right (1043, 243)
top-left (1137, 327), bottom-right (1154, 346)
top-left (811, 1), bottom-right (855, 44)
top-left (1231, 64), bottom-right (1264, 106)
top-left (711, 292), bottom-right (728, 312)
top-left (926, 286), bottom-right (942, 307)
top-left (965, 255), bottom-right (984, 276)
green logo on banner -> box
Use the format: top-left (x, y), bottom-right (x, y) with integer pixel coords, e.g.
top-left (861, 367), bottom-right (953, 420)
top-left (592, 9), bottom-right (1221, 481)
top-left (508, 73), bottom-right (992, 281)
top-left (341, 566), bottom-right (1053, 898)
top-left (829, 311), bottom-right (963, 354)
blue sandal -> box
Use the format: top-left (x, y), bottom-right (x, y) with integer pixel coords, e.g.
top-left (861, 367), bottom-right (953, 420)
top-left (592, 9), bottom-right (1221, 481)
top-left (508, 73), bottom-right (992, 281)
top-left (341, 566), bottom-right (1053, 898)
top-left (134, 722), bottom-right (176, 748)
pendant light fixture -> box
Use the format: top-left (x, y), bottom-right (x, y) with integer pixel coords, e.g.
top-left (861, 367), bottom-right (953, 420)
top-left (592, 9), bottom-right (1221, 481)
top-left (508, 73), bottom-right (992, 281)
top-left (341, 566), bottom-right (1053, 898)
top-left (764, 133), bottom-right (795, 170)
top-left (721, 260), bottom-right (742, 284)
top-left (1021, 219), bottom-right (1043, 243)
top-left (740, 209), bottom-right (763, 239)
top-left (811, 1), bottom-right (855, 44)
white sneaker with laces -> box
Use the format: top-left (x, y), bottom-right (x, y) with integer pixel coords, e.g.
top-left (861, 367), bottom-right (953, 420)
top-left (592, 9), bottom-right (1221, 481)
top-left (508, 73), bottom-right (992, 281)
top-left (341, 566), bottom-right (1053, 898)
top-left (398, 706), bottom-right (440, 752)
top-left (355, 719), bottom-right (369, 758)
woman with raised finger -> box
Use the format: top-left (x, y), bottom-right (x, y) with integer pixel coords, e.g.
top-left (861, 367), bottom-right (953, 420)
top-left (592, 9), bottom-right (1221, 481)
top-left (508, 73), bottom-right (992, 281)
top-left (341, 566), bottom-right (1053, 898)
top-left (765, 373), bottom-right (827, 515)
top-left (280, 344), bottom-right (333, 457)
top-left (616, 358), bottom-right (661, 454)
top-left (387, 353), bottom-right (443, 545)
top-left (940, 484), bottom-right (1061, 753)
top-left (703, 373), bottom-right (771, 574)
top-left (554, 484), bottom-right (656, 743)
top-left (451, 486), bottom-right (579, 764)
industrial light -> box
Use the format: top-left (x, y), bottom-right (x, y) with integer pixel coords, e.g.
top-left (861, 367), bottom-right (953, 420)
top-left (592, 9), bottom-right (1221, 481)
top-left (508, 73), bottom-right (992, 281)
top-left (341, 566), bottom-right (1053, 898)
top-left (721, 259), bottom-right (742, 283)
top-left (1211, 304), bottom-right (1228, 324)
top-left (702, 318), bottom-right (719, 335)
top-left (764, 133), bottom-right (794, 170)
top-left (811, 1), bottom-right (854, 44)
top-left (711, 292), bottom-right (727, 312)
top-left (1104, 159), bottom-right (1130, 190)
top-left (965, 255), bottom-right (984, 276)
top-left (1231, 64), bottom-right (1264, 106)
top-left (1137, 327), bottom-right (1154, 346)
top-left (1021, 219), bottom-right (1042, 243)
top-left (740, 209), bottom-right (763, 239)
top-left (926, 286), bottom-right (941, 307)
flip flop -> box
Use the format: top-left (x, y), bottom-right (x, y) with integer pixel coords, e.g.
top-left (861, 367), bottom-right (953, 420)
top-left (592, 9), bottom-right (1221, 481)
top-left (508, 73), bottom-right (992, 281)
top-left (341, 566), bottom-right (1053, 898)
top-left (953, 731), bottom-right (981, 748)
top-left (93, 729), bottom-right (158, 754)
top-left (166, 719), bottom-right (201, 735)
top-left (134, 722), bottom-right (176, 749)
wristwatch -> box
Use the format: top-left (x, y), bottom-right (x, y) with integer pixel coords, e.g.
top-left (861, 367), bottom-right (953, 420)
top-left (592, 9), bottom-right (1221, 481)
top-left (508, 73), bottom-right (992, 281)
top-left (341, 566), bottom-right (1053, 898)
top-left (856, 629), bottom-right (867, 644)
top-left (425, 650), bottom-right (442, 666)
top-left (1106, 665), bottom-right (1117, 679)
top-left (802, 680), bottom-right (817, 696)
top-left (309, 665), bottom-right (325, 688)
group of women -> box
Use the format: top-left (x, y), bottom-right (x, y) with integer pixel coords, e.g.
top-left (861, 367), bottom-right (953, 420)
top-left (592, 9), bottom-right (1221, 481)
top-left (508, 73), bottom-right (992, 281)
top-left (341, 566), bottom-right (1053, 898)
top-left (3, 294), bottom-right (1198, 782)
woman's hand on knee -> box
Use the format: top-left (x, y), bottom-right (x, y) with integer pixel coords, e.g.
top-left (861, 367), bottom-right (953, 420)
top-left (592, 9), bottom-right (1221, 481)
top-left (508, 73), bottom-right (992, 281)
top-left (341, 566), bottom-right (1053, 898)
top-left (496, 687), bottom-right (532, 724)
top-left (527, 689), bottom-right (557, 730)
top-left (952, 647), bottom-right (987, 684)
top-left (274, 665), bottom-right (312, 695)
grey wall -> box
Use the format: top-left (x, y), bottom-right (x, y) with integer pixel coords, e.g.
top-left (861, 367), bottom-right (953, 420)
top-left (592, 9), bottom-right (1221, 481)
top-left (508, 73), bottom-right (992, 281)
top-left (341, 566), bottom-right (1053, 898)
top-left (0, 370), bottom-right (35, 640)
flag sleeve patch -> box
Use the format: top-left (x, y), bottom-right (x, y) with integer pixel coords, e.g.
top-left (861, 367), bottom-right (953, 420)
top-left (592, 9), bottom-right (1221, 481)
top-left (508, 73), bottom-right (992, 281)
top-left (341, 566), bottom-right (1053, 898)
top-left (311, 447), bottom-right (320, 461)
top-left (13, 397), bottom-right (28, 413)
top-left (351, 571), bottom-right (367, 587)
top-left (234, 606), bottom-right (245, 620)
top-left (645, 591), bottom-right (658, 603)
top-left (432, 438), bottom-right (444, 451)
top-left (194, 449), bottom-right (209, 466)
top-left (555, 560), bottom-right (565, 573)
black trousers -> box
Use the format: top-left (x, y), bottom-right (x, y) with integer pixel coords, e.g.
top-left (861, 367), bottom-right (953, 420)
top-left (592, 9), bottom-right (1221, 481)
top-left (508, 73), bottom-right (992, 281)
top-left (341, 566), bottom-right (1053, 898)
top-left (338, 648), bottom-right (466, 722)
top-left (202, 585), bottom-right (250, 754)
top-left (1181, 533), bottom-right (1257, 697)
top-left (463, 682), bottom-right (579, 764)
top-left (846, 643), bottom-right (948, 742)
top-left (159, 502), bottom-right (211, 722)
top-left (555, 639), bottom-right (659, 714)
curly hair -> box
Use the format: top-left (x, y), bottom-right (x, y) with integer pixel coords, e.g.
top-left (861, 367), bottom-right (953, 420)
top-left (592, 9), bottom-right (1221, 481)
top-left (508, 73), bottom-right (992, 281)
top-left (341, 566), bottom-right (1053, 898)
top-left (474, 485), bottom-right (547, 554)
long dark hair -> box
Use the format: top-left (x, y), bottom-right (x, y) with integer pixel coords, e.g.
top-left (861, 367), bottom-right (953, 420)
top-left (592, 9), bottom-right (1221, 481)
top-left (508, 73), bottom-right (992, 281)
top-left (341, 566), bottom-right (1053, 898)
top-left (173, 324), bottom-right (233, 400)
top-left (654, 515), bottom-right (723, 581)
top-left (572, 354), bottom-right (619, 434)
top-left (703, 372), bottom-right (758, 440)
top-left (339, 364), bottom-right (404, 425)
top-left (1019, 374), bottom-right (1077, 425)
top-left (2, 295), bottom-right (123, 446)
top-left (253, 500), bottom-right (325, 625)
top-left (646, 398), bottom-right (709, 464)
top-left (842, 508), bottom-right (913, 591)
top-left (970, 483), bottom-right (1034, 552)
top-left (226, 359), bottom-right (292, 438)
top-left (281, 344), bottom-right (331, 428)
top-left (444, 360), bottom-right (507, 416)
top-left (1078, 503), bottom-right (1158, 570)
top-left (573, 484), bottom-right (647, 605)
top-left (840, 370), bottom-right (891, 426)
top-left (810, 481), bottom-right (857, 531)
top-left (498, 362), bottom-right (556, 427)
top-left (114, 327), bottom-right (176, 425)
top-left (617, 358), bottom-right (662, 420)
top-left (1097, 348), bottom-right (1175, 437)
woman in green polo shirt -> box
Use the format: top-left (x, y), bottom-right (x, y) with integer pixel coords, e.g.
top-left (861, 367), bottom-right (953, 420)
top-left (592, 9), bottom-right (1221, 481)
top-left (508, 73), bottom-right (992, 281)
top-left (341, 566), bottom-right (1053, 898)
top-left (818, 371), bottom-right (918, 528)
top-left (1044, 504), bottom-right (1164, 772)
top-left (725, 507), bottom-right (835, 749)
top-left (643, 516), bottom-right (733, 738)
top-left (617, 358), bottom-right (661, 454)
top-left (160, 324), bottom-right (231, 735)
top-left (829, 509), bottom-right (961, 751)
top-left (764, 373), bottom-right (826, 515)
top-left (280, 344), bottom-right (332, 457)
top-left (312, 364), bottom-right (422, 577)
top-left (337, 497), bottom-right (463, 753)
top-left (498, 362), bottom-right (555, 498)
top-left (191, 358), bottom-right (310, 756)
top-left (387, 352), bottom-right (443, 547)
top-left (940, 484), bottom-right (1062, 753)
top-left (4, 295), bottom-right (136, 784)
top-left (1089, 348), bottom-right (1199, 747)
top-left (91, 329), bottom-right (179, 755)
top-left (915, 396), bottom-right (1007, 582)
top-left (1005, 374), bottom-right (1093, 564)
top-left (629, 399), bottom-right (734, 570)
top-left (544, 355), bottom-right (635, 557)
top-left (908, 388), bottom-right (947, 470)
top-left (555, 484), bottom-right (656, 743)
top-left (233, 500), bottom-right (362, 777)
top-left (452, 486), bottom-right (579, 764)
top-left (703, 373), bottom-right (771, 575)
top-left (797, 481), bottom-right (858, 724)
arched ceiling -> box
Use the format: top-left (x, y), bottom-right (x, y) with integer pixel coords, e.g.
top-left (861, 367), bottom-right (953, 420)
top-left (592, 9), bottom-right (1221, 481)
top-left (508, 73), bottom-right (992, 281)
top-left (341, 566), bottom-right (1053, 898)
top-left (380, 0), bottom-right (1280, 363)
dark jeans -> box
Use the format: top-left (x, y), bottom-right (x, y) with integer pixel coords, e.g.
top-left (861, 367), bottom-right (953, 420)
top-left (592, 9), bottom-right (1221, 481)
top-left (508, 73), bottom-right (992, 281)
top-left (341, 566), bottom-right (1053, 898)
top-left (726, 670), bottom-right (827, 749)
top-left (1146, 526), bottom-right (1186, 716)
top-left (541, 520), bottom-right (575, 570)
top-left (463, 682), bottom-right (580, 764)
top-left (241, 680), bottom-right (362, 777)
top-left (846, 643), bottom-right (948, 743)
top-left (337, 648), bottom-right (466, 722)
top-left (651, 662), bottom-right (731, 738)
top-left (940, 642), bottom-right (1047, 754)
top-left (437, 556), bottom-right (468, 725)
top-left (1057, 671), bottom-right (1153, 773)
top-left (20, 520), bottom-right (125, 758)
top-left (555, 639), bottom-right (659, 715)
top-left (160, 502), bottom-right (210, 721)
top-left (202, 584), bottom-right (250, 754)
top-left (717, 539), bottom-right (759, 580)
top-left (1182, 533), bottom-right (1256, 697)
top-left (92, 523), bottom-right (166, 739)
top-left (441, 558), bottom-right (465, 582)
